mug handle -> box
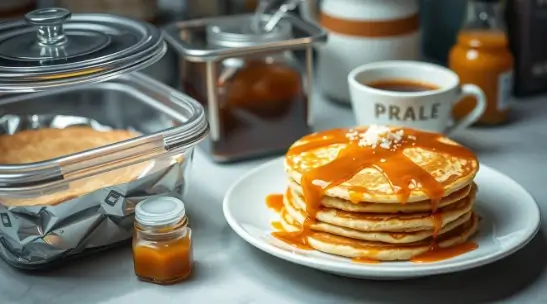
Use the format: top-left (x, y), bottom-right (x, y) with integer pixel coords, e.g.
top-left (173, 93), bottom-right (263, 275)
top-left (446, 84), bottom-right (487, 135)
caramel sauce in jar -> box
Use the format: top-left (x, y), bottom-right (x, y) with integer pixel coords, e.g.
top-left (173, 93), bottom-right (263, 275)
top-left (133, 197), bottom-right (193, 285)
top-left (182, 56), bottom-right (310, 162)
top-left (450, 30), bottom-right (513, 125)
top-left (217, 59), bottom-right (309, 160)
top-left (449, 0), bottom-right (514, 125)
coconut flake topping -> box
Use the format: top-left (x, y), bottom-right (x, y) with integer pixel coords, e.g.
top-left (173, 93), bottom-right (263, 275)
top-left (345, 125), bottom-right (411, 150)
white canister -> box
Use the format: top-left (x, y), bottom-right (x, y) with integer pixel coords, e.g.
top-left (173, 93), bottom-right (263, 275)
top-left (301, 0), bottom-right (421, 103)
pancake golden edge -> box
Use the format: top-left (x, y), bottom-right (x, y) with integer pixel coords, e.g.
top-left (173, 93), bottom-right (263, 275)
top-left (0, 127), bottom-right (146, 207)
top-left (284, 126), bottom-right (480, 204)
top-left (285, 186), bottom-right (476, 233)
top-left (281, 204), bottom-right (474, 244)
top-left (280, 210), bottom-right (480, 261)
top-left (289, 179), bottom-right (476, 213)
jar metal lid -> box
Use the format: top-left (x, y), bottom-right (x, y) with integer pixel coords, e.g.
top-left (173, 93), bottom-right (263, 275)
top-left (206, 16), bottom-right (292, 48)
top-left (164, 13), bottom-right (327, 62)
top-left (135, 196), bottom-right (186, 227)
top-left (0, 7), bottom-right (166, 92)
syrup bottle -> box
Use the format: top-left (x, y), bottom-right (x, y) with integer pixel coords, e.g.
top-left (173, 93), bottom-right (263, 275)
top-left (449, 0), bottom-right (514, 125)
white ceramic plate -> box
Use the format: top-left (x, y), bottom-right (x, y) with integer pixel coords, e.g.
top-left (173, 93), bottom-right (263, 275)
top-left (223, 157), bottom-right (541, 279)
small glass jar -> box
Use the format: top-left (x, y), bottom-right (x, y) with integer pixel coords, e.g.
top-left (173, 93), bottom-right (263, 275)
top-left (449, 0), bottom-right (514, 125)
top-left (133, 196), bottom-right (193, 285)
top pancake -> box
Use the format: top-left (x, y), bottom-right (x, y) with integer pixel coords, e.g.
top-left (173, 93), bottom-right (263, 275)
top-left (284, 125), bottom-right (479, 204)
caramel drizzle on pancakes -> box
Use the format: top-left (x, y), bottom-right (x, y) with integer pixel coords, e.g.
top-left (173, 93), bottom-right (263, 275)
top-left (273, 126), bottom-right (478, 256)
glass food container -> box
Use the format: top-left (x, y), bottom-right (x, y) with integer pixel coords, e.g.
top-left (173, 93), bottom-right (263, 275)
top-left (164, 13), bottom-right (327, 163)
top-left (0, 8), bottom-right (209, 269)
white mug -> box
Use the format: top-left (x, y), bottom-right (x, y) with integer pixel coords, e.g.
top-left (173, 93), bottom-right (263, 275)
top-left (347, 61), bottom-right (486, 135)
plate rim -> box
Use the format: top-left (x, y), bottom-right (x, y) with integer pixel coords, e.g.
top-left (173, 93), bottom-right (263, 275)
top-left (222, 157), bottom-right (541, 277)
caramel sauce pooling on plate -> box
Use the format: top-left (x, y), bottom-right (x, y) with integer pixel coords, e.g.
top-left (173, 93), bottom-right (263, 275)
top-left (266, 194), bottom-right (284, 213)
top-left (271, 221), bottom-right (284, 231)
top-left (272, 126), bottom-right (479, 262)
top-left (410, 242), bottom-right (479, 263)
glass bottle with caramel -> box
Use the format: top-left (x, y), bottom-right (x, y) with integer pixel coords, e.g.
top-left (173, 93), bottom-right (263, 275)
top-left (133, 197), bottom-right (193, 285)
top-left (449, 0), bottom-right (514, 125)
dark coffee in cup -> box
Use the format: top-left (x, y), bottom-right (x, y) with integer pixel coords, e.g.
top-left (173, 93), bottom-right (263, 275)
top-left (366, 79), bottom-right (439, 92)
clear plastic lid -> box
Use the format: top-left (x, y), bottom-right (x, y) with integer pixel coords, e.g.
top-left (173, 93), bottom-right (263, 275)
top-left (135, 196), bottom-right (186, 227)
top-left (0, 7), bottom-right (166, 92)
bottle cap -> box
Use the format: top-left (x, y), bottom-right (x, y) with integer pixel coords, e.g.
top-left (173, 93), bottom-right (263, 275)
top-left (135, 196), bottom-right (186, 227)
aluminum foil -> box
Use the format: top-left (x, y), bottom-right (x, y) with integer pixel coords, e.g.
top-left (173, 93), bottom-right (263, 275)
top-left (0, 115), bottom-right (190, 269)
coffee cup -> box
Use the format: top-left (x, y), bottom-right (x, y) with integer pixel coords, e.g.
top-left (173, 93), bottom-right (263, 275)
top-left (347, 61), bottom-right (486, 135)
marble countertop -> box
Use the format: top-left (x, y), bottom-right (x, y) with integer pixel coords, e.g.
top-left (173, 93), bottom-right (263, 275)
top-left (2, 94), bottom-right (547, 304)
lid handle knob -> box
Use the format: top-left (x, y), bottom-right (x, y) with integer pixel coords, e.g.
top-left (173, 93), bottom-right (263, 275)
top-left (25, 8), bottom-right (71, 46)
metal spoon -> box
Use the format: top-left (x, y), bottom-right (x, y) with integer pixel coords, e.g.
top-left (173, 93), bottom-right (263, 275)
top-left (251, 0), bottom-right (272, 33)
top-left (263, 0), bottom-right (304, 32)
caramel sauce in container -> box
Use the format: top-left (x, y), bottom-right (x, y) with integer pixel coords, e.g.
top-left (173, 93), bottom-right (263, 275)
top-left (449, 0), bottom-right (514, 125)
top-left (164, 13), bottom-right (327, 163)
top-left (133, 197), bottom-right (193, 285)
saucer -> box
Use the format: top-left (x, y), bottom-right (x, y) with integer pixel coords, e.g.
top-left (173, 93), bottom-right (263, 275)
top-left (223, 157), bottom-right (540, 279)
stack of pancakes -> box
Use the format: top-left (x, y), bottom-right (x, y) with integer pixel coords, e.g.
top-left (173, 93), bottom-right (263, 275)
top-left (274, 125), bottom-right (480, 262)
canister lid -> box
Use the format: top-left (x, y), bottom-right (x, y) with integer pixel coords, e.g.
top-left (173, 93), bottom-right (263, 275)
top-left (207, 18), bottom-right (292, 48)
top-left (0, 7), bottom-right (166, 92)
top-left (135, 196), bottom-right (186, 227)
top-left (164, 13), bottom-right (327, 62)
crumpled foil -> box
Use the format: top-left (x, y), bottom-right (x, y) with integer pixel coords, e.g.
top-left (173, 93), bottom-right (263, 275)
top-left (0, 115), bottom-right (190, 269)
